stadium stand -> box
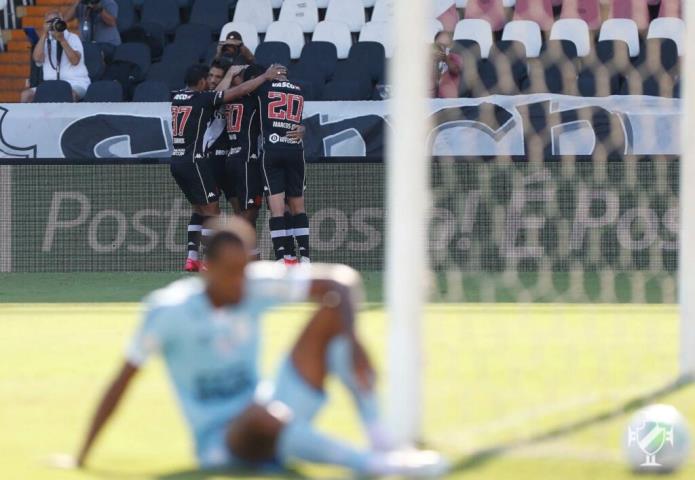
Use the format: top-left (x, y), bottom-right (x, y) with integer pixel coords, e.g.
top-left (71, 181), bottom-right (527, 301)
top-left (0, 0), bottom-right (685, 102)
top-left (132, 79), bottom-right (169, 101)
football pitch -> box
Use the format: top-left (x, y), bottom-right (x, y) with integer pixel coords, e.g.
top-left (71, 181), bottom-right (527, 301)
top-left (1, 273), bottom-right (695, 480)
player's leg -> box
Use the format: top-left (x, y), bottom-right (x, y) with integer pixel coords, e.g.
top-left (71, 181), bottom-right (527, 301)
top-left (283, 208), bottom-right (297, 263)
top-left (230, 154), bottom-right (263, 259)
top-left (262, 151), bottom-right (293, 262)
top-left (286, 151), bottom-right (310, 263)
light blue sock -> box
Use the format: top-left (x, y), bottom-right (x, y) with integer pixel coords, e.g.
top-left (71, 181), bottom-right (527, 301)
top-left (327, 335), bottom-right (380, 425)
top-left (277, 421), bottom-right (370, 473)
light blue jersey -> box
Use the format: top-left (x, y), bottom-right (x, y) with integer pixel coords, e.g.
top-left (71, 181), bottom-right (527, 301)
top-left (125, 261), bottom-right (311, 465)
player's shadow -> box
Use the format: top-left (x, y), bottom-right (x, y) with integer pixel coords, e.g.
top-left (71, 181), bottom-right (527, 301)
top-left (156, 466), bottom-right (341, 480)
top-left (448, 375), bottom-right (694, 474)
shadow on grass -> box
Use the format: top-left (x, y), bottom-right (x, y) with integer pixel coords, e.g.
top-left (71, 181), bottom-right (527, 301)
top-left (449, 375), bottom-right (694, 474)
top-left (155, 467), bottom-right (311, 480)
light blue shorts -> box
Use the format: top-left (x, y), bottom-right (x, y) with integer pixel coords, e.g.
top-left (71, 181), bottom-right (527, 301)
top-left (195, 358), bottom-right (326, 469)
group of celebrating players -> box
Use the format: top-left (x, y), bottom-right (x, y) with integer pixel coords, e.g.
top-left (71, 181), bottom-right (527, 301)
top-left (170, 60), bottom-right (311, 270)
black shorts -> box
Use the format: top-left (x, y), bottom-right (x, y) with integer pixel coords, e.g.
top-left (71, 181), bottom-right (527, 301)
top-left (170, 158), bottom-right (220, 205)
top-left (261, 148), bottom-right (305, 197)
top-left (227, 152), bottom-right (264, 210)
top-left (209, 151), bottom-right (236, 201)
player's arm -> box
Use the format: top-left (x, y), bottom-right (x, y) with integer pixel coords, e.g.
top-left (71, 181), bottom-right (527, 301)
top-left (221, 64), bottom-right (286, 103)
top-left (75, 361), bottom-right (139, 467)
top-left (215, 65), bottom-right (248, 92)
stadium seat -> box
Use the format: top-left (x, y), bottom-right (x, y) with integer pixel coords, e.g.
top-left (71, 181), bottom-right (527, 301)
top-left (659, 0), bottom-right (682, 18)
top-left (82, 41), bottom-right (105, 81)
top-left (453, 19), bottom-right (493, 58)
top-left (504, 0), bottom-right (516, 5)
top-left (348, 41), bottom-right (386, 85)
top-left (639, 38), bottom-right (680, 73)
top-left (114, 0), bottom-right (136, 33)
top-left (427, 19), bottom-right (445, 43)
top-left (550, 18), bottom-right (591, 57)
top-left (161, 42), bottom-right (204, 66)
top-left (312, 21), bottom-right (353, 59)
top-left (325, 0), bottom-right (366, 33)
top-left (487, 40), bottom-right (527, 93)
top-left (371, 0), bottom-right (394, 22)
top-left (83, 81), bottom-right (124, 102)
top-left (322, 79), bottom-right (372, 100)
top-left (435, 0), bottom-right (460, 31)
top-left (526, 40), bottom-right (579, 94)
top-left (295, 41), bottom-right (338, 82)
top-left (219, 22), bottom-right (260, 53)
top-left (512, 0), bottom-right (554, 31)
top-left (502, 20), bottom-right (542, 57)
top-left (120, 22), bottom-right (165, 61)
top-left (34, 80), bottom-right (74, 102)
top-left (133, 80), bottom-right (171, 101)
top-left (279, 0), bottom-right (319, 33)
top-left (559, 0), bottom-right (601, 30)
top-left (270, 0), bottom-right (283, 7)
top-left (113, 42), bottom-right (152, 75)
top-left (315, 0), bottom-right (329, 7)
top-left (599, 18), bottom-right (640, 58)
top-left (464, 0), bottom-right (506, 32)
top-left (233, 0), bottom-right (274, 33)
top-left (264, 21), bottom-right (305, 60)
top-left (362, 0), bottom-right (376, 7)
top-left (359, 22), bottom-right (394, 58)
top-left (141, 0), bottom-right (180, 34)
top-left (255, 42), bottom-right (292, 67)
top-left (175, 24), bottom-right (213, 50)
top-left (648, 17), bottom-right (685, 56)
top-left (189, 0), bottom-right (230, 34)
top-left (610, 0), bottom-right (650, 31)
top-left (456, 0), bottom-right (467, 6)
top-left (147, 61), bottom-right (187, 90)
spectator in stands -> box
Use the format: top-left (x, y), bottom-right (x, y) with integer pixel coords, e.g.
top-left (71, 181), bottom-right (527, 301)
top-left (20, 11), bottom-right (91, 102)
top-left (216, 31), bottom-right (255, 65)
top-left (432, 31), bottom-right (462, 98)
top-left (63, 0), bottom-right (121, 60)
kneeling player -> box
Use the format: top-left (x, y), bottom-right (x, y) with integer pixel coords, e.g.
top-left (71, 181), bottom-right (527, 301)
top-left (66, 218), bottom-right (448, 477)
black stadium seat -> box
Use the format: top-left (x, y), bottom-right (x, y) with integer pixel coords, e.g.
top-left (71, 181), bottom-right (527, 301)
top-left (348, 42), bottom-right (386, 85)
top-left (113, 42), bottom-right (152, 76)
top-left (140, 0), bottom-right (180, 34)
top-left (161, 41), bottom-right (205, 66)
top-left (133, 80), bottom-right (171, 101)
top-left (82, 41), bottom-right (105, 81)
top-left (174, 23), bottom-right (213, 50)
top-left (189, 0), bottom-right (230, 35)
top-left (255, 42), bottom-right (291, 68)
top-left (114, 0), bottom-right (136, 33)
top-left (296, 41), bottom-right (338, 82)
top-left (34, 80), bottom-right (74, 102)
top-left (322, 79), bottom-right (372, 101)
top-left (83, 81), bottom-right (124, 102)
top-left (147, 61), bottom-right (187, 91)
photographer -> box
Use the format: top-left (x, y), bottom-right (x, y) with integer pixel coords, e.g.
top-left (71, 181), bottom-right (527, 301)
top-left (20, 11), bottom-right (91, 102)
top-left (64, 0), bottom-right (120, 60)
top-left (216, 31), bottom-right (255, 65)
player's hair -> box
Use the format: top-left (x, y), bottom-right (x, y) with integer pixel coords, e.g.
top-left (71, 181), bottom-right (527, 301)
top-left (210, 58), bottom-right (232, 75)
top-left (205, 217), bottom-right (257, 260)
top-left (243, 64), bottom-right (265, 82)
top-left (184, 64), bottom-right (210, 88)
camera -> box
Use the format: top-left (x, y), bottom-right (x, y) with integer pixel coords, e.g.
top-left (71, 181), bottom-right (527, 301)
top-left (47, 17), bottom-right (68, 33)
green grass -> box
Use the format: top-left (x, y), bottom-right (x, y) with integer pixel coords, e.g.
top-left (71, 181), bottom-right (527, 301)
top-left (2, 297), bottom-right (695, 479)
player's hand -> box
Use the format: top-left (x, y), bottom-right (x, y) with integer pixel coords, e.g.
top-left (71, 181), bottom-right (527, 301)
top-left (265, 64), bottom-right (287, 81)
top-left (45, 453), bottom-right (81, 470)
top-left (287, 124), bottom-right (305, 141)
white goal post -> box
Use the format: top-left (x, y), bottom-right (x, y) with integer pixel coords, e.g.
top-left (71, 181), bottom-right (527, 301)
top-left (385, 1), bottom-right (432, 445)
top-left (680, 1), bottom-right (695, 379)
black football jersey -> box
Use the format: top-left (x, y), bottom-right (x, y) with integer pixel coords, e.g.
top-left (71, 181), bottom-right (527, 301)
top-left (171, 89), bottom-right (224, 162)
top-left (256, 80), bottom-right (304, 150)
top-left (226, 94), bottom-right (261, 158)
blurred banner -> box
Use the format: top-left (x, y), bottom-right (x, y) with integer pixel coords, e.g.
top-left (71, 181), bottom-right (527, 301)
top-left (0, 95), bottom-right (681, 159)
top-left (4, 158), bottom-right (680, 304)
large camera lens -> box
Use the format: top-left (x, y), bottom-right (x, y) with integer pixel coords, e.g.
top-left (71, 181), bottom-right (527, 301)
top-left (51, 18), bottom-right (67, 32)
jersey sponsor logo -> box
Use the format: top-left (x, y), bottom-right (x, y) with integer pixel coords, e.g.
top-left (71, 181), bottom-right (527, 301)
top-left (214, 149), bottom-right (228, 156)
top-left (173, 93), bottom-right (192, 100)
top-left (269, 133), bottom-right (280, 144)
top-left (173, 137), bottom-right (185, 145)
top-left (172, 148), bottom-right (186, 156)
top-left (228, 146), bottom-right (242, 156)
